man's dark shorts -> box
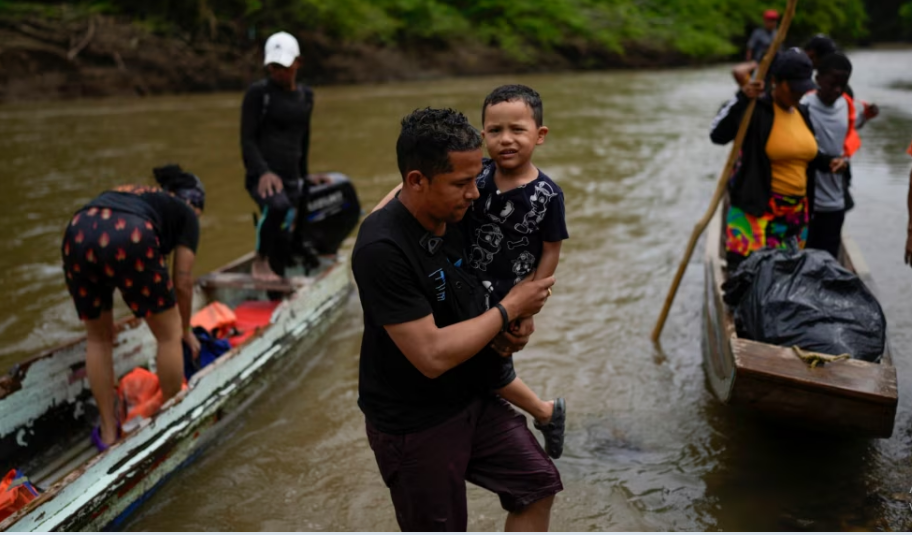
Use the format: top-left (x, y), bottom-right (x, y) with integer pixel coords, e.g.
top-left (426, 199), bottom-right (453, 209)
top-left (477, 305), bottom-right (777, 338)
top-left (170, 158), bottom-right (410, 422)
top-left (365, 396), bottom-right (563, 531)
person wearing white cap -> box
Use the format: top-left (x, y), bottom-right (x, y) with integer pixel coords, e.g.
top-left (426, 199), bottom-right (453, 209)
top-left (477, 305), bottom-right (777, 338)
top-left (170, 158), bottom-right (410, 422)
top-left (241, 31), bottom-right (327, 280)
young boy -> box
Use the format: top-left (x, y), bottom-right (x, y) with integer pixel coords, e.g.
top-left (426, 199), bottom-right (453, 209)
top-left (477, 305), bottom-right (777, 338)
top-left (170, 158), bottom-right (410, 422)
top-left (801, 53), bottom-right (879, 258)
top-left (464, 84), bottom-right (569, 459)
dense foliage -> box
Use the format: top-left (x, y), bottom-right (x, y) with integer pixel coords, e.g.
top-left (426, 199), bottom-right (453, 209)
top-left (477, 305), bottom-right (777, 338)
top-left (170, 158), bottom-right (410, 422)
top-left (1, 0), bottom-right (900, 62)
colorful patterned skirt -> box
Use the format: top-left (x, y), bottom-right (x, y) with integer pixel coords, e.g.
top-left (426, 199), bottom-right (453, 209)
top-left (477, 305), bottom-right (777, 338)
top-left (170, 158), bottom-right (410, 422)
top-left (725, 193), bottom-right (808, 258)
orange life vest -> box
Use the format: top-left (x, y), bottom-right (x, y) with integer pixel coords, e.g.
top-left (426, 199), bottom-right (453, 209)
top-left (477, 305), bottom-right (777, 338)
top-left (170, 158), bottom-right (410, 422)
top-left (190, 301), bottom-right (237, 339)
top-left (0, 469), bottom-right (39, 523)
top-left (843, 93), bottom-right (862, 158)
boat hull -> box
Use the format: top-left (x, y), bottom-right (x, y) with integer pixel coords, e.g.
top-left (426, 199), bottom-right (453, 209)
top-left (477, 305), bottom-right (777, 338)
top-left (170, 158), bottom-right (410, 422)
top-left (1, 256), bottom-right (351, 531)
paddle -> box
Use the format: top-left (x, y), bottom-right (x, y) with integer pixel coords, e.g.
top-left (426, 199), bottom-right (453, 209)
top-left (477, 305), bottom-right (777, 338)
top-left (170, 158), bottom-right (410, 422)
top-left (651, 0), bottom-right (799, 342)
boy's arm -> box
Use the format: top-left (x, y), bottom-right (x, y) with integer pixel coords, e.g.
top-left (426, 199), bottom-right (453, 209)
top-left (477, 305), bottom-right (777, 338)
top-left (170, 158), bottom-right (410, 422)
top-left (371, 183), bottom-right (403, 213)
top-left (532, 241), bottom-right (562, 280)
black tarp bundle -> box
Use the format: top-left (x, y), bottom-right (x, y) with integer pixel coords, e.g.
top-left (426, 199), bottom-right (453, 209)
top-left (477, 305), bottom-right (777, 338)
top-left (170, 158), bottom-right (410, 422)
top-left (722, 247), bottom-right (886, 362)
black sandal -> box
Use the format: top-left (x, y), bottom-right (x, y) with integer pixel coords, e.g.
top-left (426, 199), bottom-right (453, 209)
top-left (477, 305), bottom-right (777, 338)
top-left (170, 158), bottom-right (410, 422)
top-left (534, 397), bottom-right (566, 459)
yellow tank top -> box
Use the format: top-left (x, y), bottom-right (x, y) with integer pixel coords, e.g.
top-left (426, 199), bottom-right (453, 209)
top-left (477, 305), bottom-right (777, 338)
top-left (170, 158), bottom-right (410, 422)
top-left (765, 103), bottom-right (818, 197)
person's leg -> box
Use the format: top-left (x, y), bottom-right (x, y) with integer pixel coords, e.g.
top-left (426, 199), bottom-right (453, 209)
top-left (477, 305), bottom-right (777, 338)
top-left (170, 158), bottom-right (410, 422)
top-left (496, 378), bottom-right (553, 424)
top-left (143, 306), bottom-right (184, 400)
top-left (807, 210), bottom-right (844, 258)
top-left (365, 405), bottom-right (476, 531)
top-left (505, 495), bottom-right (555, 532)
top-left (724, 204), bottom-right (767, 270)
top-left (466, 397), bottom-right (562, 531)
top-left (84, 310), bottom-right (118, 445)
top-left (250, 189), bottom-right (293, 281)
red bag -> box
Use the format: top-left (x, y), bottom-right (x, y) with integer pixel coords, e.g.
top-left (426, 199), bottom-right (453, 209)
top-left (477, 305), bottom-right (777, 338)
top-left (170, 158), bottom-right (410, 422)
top-left (0, 469), bottom-right (39, 523)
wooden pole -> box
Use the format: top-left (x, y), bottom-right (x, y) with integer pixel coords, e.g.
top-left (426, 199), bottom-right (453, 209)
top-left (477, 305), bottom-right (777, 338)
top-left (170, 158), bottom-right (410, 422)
top-left (651, 0), bottom-right (799, 342)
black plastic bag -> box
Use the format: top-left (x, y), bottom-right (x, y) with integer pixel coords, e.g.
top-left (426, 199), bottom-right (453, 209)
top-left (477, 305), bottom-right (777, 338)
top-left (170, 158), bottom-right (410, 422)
top-left (722, 246), bottom-right (886, 362)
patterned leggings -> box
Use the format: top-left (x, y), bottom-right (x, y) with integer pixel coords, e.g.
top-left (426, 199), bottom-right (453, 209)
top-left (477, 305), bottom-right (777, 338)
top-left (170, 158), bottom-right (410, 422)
top-left (725, 193), bottom-right (808, 266)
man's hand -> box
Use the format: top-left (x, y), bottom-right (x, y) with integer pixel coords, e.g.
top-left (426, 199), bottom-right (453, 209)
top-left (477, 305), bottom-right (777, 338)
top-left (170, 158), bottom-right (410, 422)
top-left (257, 172), bottom-right (284, 198)
top-left (863, 102), bottom-right (880, 121)
top-left (741, 80), bottom-right (765, 100)
top-left (490, 328), bottom-right (532, 357)
top-left (499, 277), bottom-right (554, 321)
top-left (496, 316), bottom-right (535, 356)
top-left (307, 173), bottom-right (333, 186)
top-left (183, 329), bottom-right (201, 359)
top-left (830, 157), bottom-right (848, 173)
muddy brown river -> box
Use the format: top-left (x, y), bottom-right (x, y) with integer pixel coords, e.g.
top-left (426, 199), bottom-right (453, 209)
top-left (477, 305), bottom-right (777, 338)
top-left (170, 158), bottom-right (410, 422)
top-left (1, 50), bottom-right (912, 530)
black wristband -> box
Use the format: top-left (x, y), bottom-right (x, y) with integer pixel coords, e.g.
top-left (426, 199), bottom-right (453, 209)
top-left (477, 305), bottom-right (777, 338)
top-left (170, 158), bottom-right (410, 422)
top-left (494, 304), bottom-right (510, 333)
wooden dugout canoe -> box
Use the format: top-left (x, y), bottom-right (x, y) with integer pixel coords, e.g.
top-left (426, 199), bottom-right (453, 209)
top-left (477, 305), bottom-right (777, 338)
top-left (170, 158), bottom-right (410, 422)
top-left (0, 252), bottom-right (352, 531)
top-left (701, 205), bottom-right (898, 437)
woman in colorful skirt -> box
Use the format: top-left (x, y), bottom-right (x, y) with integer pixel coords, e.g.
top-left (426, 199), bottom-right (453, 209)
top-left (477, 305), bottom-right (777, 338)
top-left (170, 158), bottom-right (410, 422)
top-left (61, 165), bottom-right (205, 450)
top-left (710, 48), bottom-right (846, 271)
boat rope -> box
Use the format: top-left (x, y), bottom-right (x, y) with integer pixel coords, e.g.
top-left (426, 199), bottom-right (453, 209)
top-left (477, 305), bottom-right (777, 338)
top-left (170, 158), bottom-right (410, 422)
top-left (792, 346), bottom-right (850, 369)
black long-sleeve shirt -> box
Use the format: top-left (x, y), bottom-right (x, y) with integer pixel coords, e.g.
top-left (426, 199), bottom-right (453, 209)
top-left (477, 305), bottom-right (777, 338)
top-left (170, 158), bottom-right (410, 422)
top-left (240, 78), bottom-right (314, 190)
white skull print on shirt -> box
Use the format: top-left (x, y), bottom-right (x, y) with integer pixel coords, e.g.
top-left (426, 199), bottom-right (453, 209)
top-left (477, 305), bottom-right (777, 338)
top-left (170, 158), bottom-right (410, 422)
top-left (469, 223), bottom-right (503, 271)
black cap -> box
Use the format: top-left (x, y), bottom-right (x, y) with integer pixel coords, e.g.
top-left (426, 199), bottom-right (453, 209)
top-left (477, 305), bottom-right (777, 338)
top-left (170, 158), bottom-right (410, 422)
top-left (771, 48), bottom-right (816, 96)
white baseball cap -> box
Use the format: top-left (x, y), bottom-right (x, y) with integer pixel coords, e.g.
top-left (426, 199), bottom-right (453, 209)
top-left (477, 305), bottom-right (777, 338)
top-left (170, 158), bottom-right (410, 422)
top-left (263, 31), bottom-right (299, 68)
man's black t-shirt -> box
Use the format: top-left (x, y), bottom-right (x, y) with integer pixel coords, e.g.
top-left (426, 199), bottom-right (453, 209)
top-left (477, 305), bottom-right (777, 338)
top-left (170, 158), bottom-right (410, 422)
top-left (352, 199), bottom-right (516, 434)
top-left (240, 78), bottom-right (314, 190)
top-left (84, 188), bottom-right (199, 254)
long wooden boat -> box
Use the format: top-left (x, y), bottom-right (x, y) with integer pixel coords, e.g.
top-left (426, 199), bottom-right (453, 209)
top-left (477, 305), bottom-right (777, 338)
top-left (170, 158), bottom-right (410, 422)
top-left (702, 204), bottom-right (898, 437)
top-left (0, 252), bottom-right (351, 531)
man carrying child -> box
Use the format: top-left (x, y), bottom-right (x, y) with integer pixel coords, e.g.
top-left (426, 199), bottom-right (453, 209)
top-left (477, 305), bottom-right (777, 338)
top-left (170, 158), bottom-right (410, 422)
top-left (353, 107), bottom-right (562, 531)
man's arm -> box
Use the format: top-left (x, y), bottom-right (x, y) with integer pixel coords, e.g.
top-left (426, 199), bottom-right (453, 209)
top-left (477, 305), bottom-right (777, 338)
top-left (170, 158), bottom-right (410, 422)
top-left (371, 183), bottom-right (403, 213)
top-left (240, 84), bottom-right (271, 180)
top-left (384, 277), bottom-right (554, 379)
top-left (353, 241), bottom-right (553, 379)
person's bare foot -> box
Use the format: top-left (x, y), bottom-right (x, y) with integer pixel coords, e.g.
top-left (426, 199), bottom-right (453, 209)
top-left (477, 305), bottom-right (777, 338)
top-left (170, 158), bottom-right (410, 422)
top-left (251, 256), bottom-right (282, 281)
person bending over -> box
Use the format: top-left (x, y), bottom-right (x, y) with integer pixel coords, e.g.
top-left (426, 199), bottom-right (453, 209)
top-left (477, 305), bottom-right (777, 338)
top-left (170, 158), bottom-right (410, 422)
top-left (61, 165), bottom-right (204, 450)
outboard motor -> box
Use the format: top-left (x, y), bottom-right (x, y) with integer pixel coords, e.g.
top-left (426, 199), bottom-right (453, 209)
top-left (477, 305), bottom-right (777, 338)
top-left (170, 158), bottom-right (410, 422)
top-left (297, 172), bottom-right (361, 255)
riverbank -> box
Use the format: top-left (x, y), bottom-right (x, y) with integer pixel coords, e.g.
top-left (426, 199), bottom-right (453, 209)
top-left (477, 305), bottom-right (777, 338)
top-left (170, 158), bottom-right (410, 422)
top-left (0, 12), bottom-right (703, 103)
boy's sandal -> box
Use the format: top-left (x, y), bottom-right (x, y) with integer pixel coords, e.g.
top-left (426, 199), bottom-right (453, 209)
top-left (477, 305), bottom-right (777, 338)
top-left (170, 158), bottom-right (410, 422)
top-left (534, 397), bottom-right (566, 460)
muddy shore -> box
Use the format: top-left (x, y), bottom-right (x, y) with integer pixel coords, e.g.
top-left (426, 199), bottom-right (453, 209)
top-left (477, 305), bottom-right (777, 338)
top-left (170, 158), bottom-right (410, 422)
top-left (0, 13), bottom-right (700, 103)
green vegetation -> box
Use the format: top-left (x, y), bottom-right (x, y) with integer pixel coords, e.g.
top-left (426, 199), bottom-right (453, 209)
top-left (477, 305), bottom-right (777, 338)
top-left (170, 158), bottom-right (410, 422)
top-left (0, 0), bottom-right (899, 63)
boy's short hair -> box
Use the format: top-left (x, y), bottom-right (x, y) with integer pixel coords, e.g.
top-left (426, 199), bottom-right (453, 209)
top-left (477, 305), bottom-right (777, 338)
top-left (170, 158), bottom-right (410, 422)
top-left (818, 52), bottom-right (853, 76)
top-left (482, 85), bottom-right (543, 127)
top-left (396, 108), bottom-right (482, 181)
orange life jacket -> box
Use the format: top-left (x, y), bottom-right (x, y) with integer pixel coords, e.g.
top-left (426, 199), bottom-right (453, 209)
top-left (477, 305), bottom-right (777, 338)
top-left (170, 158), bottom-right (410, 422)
top-left (843, 93), bottom-right (862, 158)
top-left (190, 301), bottom-right (237, 339)
top-left (0, 469), bottom-right (39, 523)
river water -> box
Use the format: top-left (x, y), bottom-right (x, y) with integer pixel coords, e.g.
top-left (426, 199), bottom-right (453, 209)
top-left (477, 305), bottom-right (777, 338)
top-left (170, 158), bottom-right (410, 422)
top-left (1, 50), bottom-right (911, 531)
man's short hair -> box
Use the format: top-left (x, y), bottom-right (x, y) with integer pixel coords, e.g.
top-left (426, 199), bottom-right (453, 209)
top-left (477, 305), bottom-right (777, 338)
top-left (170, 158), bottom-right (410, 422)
top-left (818, 52), bottom-right (853, 76)
top-left (396, 108), bottom-right (482, 180)
top-left (804, 34), bottom-right (838, 59)
top-left (482, 85), bottom-right (543, 127)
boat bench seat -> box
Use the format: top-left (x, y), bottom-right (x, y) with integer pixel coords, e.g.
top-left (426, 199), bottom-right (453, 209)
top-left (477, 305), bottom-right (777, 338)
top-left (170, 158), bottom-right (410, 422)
top-left (197, 272), bottom-right (306, 294)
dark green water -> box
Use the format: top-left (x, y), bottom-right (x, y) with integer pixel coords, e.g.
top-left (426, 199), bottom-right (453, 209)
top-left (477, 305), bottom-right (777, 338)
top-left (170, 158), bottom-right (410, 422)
top-left (1, 50), bottom-right (911, 530)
